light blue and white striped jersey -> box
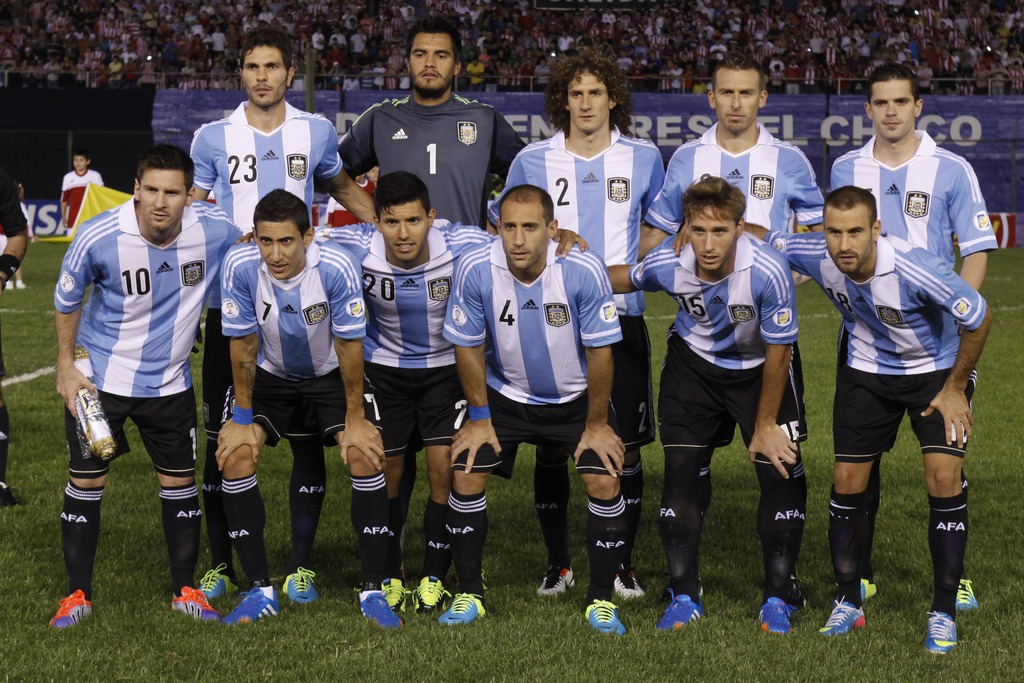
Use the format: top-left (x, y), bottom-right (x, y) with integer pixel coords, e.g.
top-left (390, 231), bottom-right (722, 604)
top-left (55, 200), bottom-right (241, 397)
top-left (486, 130), bottom-right (666, 316)
top-left (765, 230), bottom-right (987, 375)
top-left (220, 240), bottom-right (366, 381)
top-left (191, 102), bottom-right (343, 232)
top-left (324, 220), bottom-right (493, 369)
top-left (645, 124), bottom-right (824, 234)
top-left (629, 233), bottom-right (797, 370)
top-left (830, 132), bottom-right (997, 264)
top-left (444, 241), bottom-right (622, 405)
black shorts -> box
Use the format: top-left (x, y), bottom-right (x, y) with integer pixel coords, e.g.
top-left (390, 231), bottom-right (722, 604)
top-left (252, 366), bottom-right (380, 448)
top-left (452, 387), bottom-right (620, 478)
top-left (611, 315), bottom-right (656, 449)
top-left (365, 362), bottom-right (464, 455)
top-left (833, 364), bottom-right (974, 461)
top-left (66, 388), bottom-right (198, 479)
top-left (0, 314), bottom-right (5, 377)
top-left (658, 333), bottom-right (807, 449)
top-left (202, 309), bottom-right (234, 438)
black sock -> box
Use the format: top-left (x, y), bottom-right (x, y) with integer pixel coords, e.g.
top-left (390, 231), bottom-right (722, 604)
top-left (585, 493), bottom-right (627, 603)
top-left (397, 443), bottom-right (418, 538)
top-left (422, 498), bottom-right (451, 579)
top-left (61, 482), bottom-right (103, 600)
top-left (201, 443), bottom-right (236, 580)
top-left (447, 490), bottom-right (488, 595)
top-left (286, 441), bottom-right (326, 574)
top-left (697, 459), bottom-right (712, 516)
top-left (960, 469), bottom-right (969, 580)
top-left (828, 487), bottom-right (867, 607)
top-left (351, 472), bottom-right (390, 586)
top-left (534, 456), bottom-right (570, 567)
top-left (385, 495), bottom-right (404, 578)
top-left (660, 448), bottom-right (704, 600)
top-left (0, 404), bottom-right (9, 483)
top-left (160, 483), bottom-right (202, 595)
top-left (755, 456), bottom-right (807, 603)
top-left (860, 458), bottom-right (881, 582)
top-left (221, 473), bottom-right (269, 586)
top-left (619, 455), bottom-right (644, 569)
top-left (929, 491), bottom-right (968, 616)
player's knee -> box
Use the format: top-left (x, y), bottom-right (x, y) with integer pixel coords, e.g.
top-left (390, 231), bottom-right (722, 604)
top-left (223, 446), bottom-right (256, 479)
top-left (69, 475), bottom-right (107, 491)
top-left (832, 460), bottom-right (873, 494)
top-left (581, 472), bottom-right (619, 499)
top-left (924, 459), bottom-right (963, 497)
top-left (453, 470), bottom-right (487, 496)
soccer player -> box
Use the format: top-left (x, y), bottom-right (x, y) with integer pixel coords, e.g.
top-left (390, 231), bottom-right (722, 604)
top-left (190, 27), bottom-right (376, 602)
top-left (440, 184), bottom-right (630, 635)
top-left (486, 48), bottom-right (666, 599)
top-left (612, 177), bottom-right (807, 634)
top-left (830, 62), bottom-right (997, 609)
top-left (0, 165), bottom-right (29, 506)
top-left (60, 149), bottom-right (103, 230)
top-left (50, 145), bottom-right (239, 628)
top-left (215, 189), bottom-right (392, 626)
top-left (762, 186), bottom-right (991, 653)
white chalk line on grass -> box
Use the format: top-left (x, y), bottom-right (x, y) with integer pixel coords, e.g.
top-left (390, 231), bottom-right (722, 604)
top-left (6, 366), bottom-right (54, 385)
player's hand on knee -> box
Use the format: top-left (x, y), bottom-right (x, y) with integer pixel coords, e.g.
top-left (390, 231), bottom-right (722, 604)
top-left (340, 415), bottom-right (385, 470)
top-left (452, 419), bottom-right (501, 474)
top-left (216, 420), bottom-right (261, 461)
top-left (748, 423), bottom-right (798, 479)
top-left (575, 422), bottom-right (625, 477)
top-left (553, 229), bottom-right (589, 256)
top-left (56, 364), bottom-right (97, 415)
top-left (922, 385), bottom-right (972, 448)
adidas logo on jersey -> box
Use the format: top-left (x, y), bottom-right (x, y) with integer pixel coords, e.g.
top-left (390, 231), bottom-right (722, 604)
top-left (262, 149), bottom-right (279, 161)
top-left (157, 262), bottom-right (173, 274)
top-left (726, 168), bottom-right (743, 180)
top-left (582, 172), bottom-right (599, 184)
top-left (400, 278), bottom-right (418, 288)
top-left (392, 128), bottom-right (408, 140)
top-left (885, 183), bottom-right (900, 196)
top-left (521, 299), bottom-right (538, 310)
top-left (282, 305), bottom-right (298, 314)
top-left (709, 295), bottom-right (725, 305)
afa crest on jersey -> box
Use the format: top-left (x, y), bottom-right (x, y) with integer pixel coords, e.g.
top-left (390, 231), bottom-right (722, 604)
top-left (181, 261), bottom-right (205, 286)
top-left (458, 121), bottom-right (478, 145)
top-left (608, 177), bottom-right (629, 203)
top-left (729, 304), bottom-right (755, 322)
top-left (303, 302), bottom-right (329, 325)
top-left (428, 277), bottom-right (451, 301)
top-left (875, 305), bottom-right (905, 325)
top-left (287, 154), bottom-right (308, 180)
top-left (544, 303), bottom-right (571, 327)
top-left (751, 175), bottom-right (774, 200)
top-left (905, 191), bottom-right (930, 218)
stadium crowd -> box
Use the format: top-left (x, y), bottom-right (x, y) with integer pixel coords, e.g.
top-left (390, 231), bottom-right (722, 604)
top-left (0, 0), bottom-right (1023, 94)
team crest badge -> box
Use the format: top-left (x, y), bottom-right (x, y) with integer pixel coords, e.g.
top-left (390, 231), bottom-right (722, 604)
top-left (905, 191), bottom-right (930, 218)
top-left (876, 305), bottom-right (905, 325)
top-left (729, 304), bottom-right (755, 322)
top-left (600, 302), bottom-right (618, 323)
top-left (952, 297), bottom-right (973, 317)
top-left (751, 175), bottom-right (774, 200)
top-left (181, 261), bottom-right (205, 286)
top-left (287, 154), bottom-right (308, 180)
top-left (544, 303), bottom-right (571, 327)
top-left (975, 212), bottom-right (991, 231)
top-left (428, 277), bottom-right (451, 301)
top-left (347, 299), bottom-right (364, 317)
top-left (608, 177), bottom-right (629, 203)
top-left (458, 121), bottom-right (478, 145)
top-left (303, 302), bottom-right (329, 325)
top-left (774, 308), bottom-right (792, 326)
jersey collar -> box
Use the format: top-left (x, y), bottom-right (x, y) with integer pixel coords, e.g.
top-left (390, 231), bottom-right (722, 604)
top-left (701, 123), bottom-right (773, 150)
top-left (367, 222), bottom-right (449, 270)
top-left (679, 231), bottom-right (756, 278)
top-left (259, 241), bottom-right (320, 289)
top-left (550, 129), bottom-right (621, 159)
top-left (119, 199), bottom-right (201, 245)
top-left (861, 130), bottom-right (936, 160)
top-left (228, 101), bottom-right (302, 127)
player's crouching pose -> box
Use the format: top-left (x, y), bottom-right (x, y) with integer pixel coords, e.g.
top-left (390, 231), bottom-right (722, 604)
top-left (51, 145), bottom-right (240, 628)
top-left (215, 189), bottom-right (396, 627)
top-left (762, 186), bottom-right (991, 653)
top-left (610, 177), bottom-right (808, 635)
top-left (441, 184), bottom-right (630, 635)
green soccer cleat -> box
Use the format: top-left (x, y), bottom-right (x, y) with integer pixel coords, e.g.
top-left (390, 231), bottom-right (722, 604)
top-left (586, 599), bottom-right (626, 635)
top-left (381, 577), bottom-right (409, 612)
top-left (284, 567), bottom-right (320, 604)
top-left (438, 593), bottom-right (485, 625)
top-left (860, 578), bottom-right (877, 603)
top-left (956, 579), bottom-right (979, 611)
top-left (412, 576), bottom-right (451, 615)
top-left (198, 563), bottom-right (238, 600)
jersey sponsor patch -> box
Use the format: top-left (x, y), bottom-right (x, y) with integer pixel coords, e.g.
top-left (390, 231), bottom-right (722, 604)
top-left (975, 212), bottom-right (992, 231)
top-left (287, 154), bottom-right (308, 180)
top-left (544, 302), bottom-right (571, 327)
top-left (751, 175), bottom-right (774, 200)
top-left (458, 121), bottom-right (477, 145)
top-left (600, 302), bottom-right (617, 322)
top-left (774, 307), bottom-right (792, 326)
top-left (428, 276), bottom-right (451, 301)
top-left (303, 301), bottom-right (329, 325)
top-left (347, 299), bottom-right (364, 317)
top-left (222, 298), bottom-right (240, 319)
top-left (59, 271), bottom-right (75, 292)
top-left (181, 261), bottom-right (205, 286)
top-left (607, 177), bottom-right (629, 203)
top-left (875, 305), bottom-right (905, 325)
top-left (904, 191), bottom-right (930, 218)
top-left (451, 305), bottom-right (467, 325)
top-left (952, 297), bottom-right (973, 317)
top-left (729, 304), bottom-right (755, 322)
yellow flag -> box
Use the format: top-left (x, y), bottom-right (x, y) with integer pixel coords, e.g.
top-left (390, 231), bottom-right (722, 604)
top-left (39, 183), bottom-right (133, 243)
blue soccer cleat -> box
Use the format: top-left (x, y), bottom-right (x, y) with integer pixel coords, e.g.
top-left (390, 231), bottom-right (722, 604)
top-left (198, 563), bottom-right (238, 600)
top-left (925, 611), bottom-right (958, 654)
top-left (956, 579), bottom-right (979, 611)
top-left (222, 587), bottom-right (278, 625)
top-left (759, 597), bottom-right (797, 635)
top-left (656, 592), bottom-right (703, 630)
top-left (284, 568), bottom-right (320, 604)
top-left (586, 599), bottom-right (626, 635)
top-left (438, 593), bottom-right (485, 625)
top-left (819, 600), bottom-right (865, 637)
top-left (360, 591), bottom-right (403, 628)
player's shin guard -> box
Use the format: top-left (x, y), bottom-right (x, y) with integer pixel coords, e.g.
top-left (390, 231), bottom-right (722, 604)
top-left (755, 455), bottom-right (807, 602)
top-left (585, 494), bottom-right (627, 603)
top-left (619, 454), bottom-right (644, 568)
top-left (660, 449), bottom-right (705, 600)
top-left (447, 490), bottom-right (487, 595)
top-left (534, 455), bottom-right (571, 568)
top-left (860, 459), bottom-right (881, 582)
top-left (928, 491), bottom-right (968, 617)
top-left (828, 487), bottom-right (868, 607)
top-left (221, 474), bottom-right (270, 585)
top-left (286, 441), bottom-right (326, 574)
top-left (350, 473), bottom-right (389, 587)
top-left (384, 495), bottom-right (404, 578)
top-left (422, 498), bottom-right (451, 579)
top-left (201, 445), bottom-right (236, 580)
top-left (61, 482), bottom-right (103, 599)
top-left (160, 483), bottom-right (203, 594)
top-left (697, 459), bottom-right (712, 516)
top-left (0, 404), bottom-right (9, 483)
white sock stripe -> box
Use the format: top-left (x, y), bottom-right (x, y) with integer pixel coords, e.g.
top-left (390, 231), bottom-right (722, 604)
top-left (931, 503), bottom-right (968, 513)
top-left (698, 467), bottom-right (711, 477)
top-left (447, 493), bottom-right (487, 513)
top-left (221, 474), bottom-right (258, 494)
top-left (65, 483), bottom-right (104, 501)
top-left (351, 473), bottom-right (386, 491)
top-left (621, 460), bottom-right (643, 476)
top-left (588, 497), bottom-right (626, 517)
top-left (160, 485), bottom-right (199, 500)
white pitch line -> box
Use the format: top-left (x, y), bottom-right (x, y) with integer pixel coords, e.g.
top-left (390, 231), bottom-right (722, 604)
top-left (5, 366), bottom-right (54, 385)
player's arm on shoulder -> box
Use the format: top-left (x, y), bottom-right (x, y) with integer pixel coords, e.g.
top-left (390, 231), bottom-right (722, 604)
top-left (748, 342), bottom-right (798, 478)
top-left (575, 344), bottom-right (624, 477)
top-left (450, 343), bottom-right (501, 474)
top-left (325, 170), bottom-right (376, 224)
top-left (638, 221), bottom-right (670, 260)
top-left (607, 264), bottom-right (639, 294)
top-left (334, 335), bottom-right (384, 469)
